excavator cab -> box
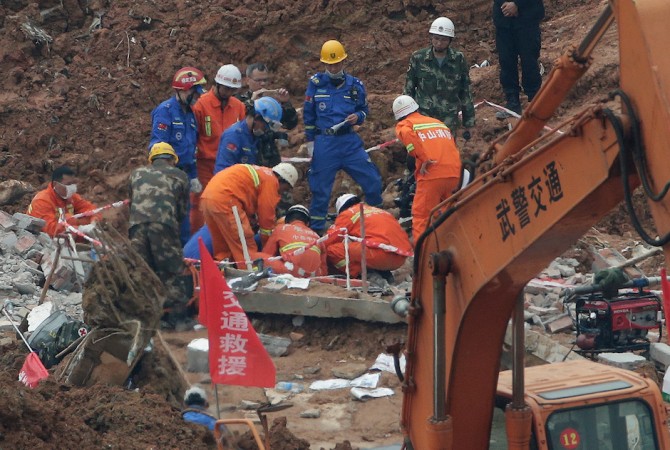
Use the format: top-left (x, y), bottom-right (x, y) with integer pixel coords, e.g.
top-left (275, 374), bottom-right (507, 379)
top-left (494, 360), bottom-right (665, 450)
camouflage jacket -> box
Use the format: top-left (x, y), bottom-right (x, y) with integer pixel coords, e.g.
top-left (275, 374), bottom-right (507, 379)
top-left (236, 90), bottom-right (299, 166)
top-left (403, 46), bottom-right (476, 130)
top-left (129, 160), bottom-right (189, 230)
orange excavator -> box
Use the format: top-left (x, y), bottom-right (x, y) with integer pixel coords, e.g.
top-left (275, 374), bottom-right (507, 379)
top-left (391, 0), bottom-right (670, 448)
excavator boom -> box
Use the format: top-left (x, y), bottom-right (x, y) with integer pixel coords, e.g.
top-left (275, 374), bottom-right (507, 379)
top-left (401, 1), bottom-right (670, 449)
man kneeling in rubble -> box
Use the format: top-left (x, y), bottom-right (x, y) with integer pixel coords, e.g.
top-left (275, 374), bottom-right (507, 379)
top-left (325, 194), bottom-right (412, 281)
top-left (261, 205), bottom-right (327, 278)
top-left (129, 143), bottom-right (192, 329)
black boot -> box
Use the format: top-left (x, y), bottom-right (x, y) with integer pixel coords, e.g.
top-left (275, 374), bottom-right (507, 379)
top-left (496, 94), bottom-right (521, 120)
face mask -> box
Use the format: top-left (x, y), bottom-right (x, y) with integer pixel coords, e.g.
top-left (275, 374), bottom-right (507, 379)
top-left (253, 128), bottom-right (266, 137)
top-left (326, 69), bottom-right (344, 84)
top-left (57, 183), bottom-right (77, 199)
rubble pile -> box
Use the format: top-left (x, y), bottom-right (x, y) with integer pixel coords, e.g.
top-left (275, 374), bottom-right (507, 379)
top-left (0, 209), bottom-right (88, 330)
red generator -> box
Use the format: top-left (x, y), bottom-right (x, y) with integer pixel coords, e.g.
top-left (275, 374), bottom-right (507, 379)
top-left (573, 291), bottom-right (662, 355)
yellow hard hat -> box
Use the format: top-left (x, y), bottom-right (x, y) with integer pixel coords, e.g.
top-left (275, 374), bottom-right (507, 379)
top-left (320, 40), bottom-right (347, 64)
top-left (149, 142), bottom-right (179, 164)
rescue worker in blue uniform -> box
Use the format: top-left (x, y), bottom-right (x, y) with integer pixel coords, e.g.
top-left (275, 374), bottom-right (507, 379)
top-left (303, 40), bottom-right (382, 233)
top-left (213, 97), bottom-right (284, 174)
top-left (150, 67), bottom-right (207, 245)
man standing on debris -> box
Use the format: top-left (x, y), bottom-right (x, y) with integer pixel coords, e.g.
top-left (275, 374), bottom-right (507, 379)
top-left (236, 62), bottom-right (299, 167)
top-left (493, 0), bottom-right (545, 119)
top-left (129, 143), bottom-right (190, 326)
top-left (393, 95), bottom-right (462, 239)
top-left (303, 40), bottom-right (382, 234)
top-left (200, 162), bottom-right (299, 266)
top-left (182, 386), bottom-right (218, 430)
top-left (27, 165), bottom-right (98, 237)
top-left (262, 205), bottom-right (327, 277)
top-left (404, 17), bottom-right (475, 138)
top-left (214, 97), bottom-right (284, 173)
top-left (325, 194), bottom-right (412, 279)
top-left (150, 66), bottom-right (207, 245)
top-left (191, 64), bottom-right (246, 232)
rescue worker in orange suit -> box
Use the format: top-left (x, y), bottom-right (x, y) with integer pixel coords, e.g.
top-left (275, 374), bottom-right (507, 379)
top-left (262, 205), bottom-right (327, 278)
top-left (199, 162), bottom-right (299, 265)
top-left (149, 66), bottom-right (207, 245)
top-left (325, 194), bottom-right (412, 278)
top-left (393, 95), bottom-right (462, 239)
top-left (191, 64), bottom-right (246, 232)
top-left (27, 165), bottom-right (98, 237)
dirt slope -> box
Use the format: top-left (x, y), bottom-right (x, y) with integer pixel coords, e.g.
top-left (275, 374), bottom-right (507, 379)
top-left (1, 0), bottom-right (653, 448)
top-left (0, 0), bottom-right (618, 213)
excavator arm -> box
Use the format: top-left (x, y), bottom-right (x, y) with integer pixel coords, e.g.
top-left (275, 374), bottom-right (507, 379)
top-left (400, 1), bottom-right (670, 449)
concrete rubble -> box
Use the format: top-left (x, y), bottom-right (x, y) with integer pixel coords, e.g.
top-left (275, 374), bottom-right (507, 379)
top-left (0, 209), bottom-right (89, 333)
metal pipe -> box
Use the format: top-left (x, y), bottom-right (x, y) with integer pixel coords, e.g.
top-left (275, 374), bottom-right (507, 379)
top-left (359, 202), bottom-right (368, 294)
top-left (511, 291), bottom-right (525, 409)
top-left (430, 252), bottom-right (451, 420)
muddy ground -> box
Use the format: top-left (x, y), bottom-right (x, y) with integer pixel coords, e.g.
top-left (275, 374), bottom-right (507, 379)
top-left (1, 0), bottom-right (665, 448)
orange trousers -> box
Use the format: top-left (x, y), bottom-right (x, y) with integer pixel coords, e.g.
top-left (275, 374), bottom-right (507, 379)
top-left (200, 197), bottom-right (264, 266)
top-left (190, 158), bottom-right (216, 234)
top-left (412, 177), bottom-right (460, 239)
top-left (326, 242), bottom-right (406, 278)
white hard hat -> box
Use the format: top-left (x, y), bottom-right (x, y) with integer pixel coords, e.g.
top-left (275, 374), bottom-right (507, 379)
top-left (214, 64), bottom-right (242, 88)
top-left (336, 193), bottom-right (358, 215)
top-left (393, 95), bottom-right (420, 120)
top-left (429, 17), bottom-right (455, 38)
top-left (272, 163), bottom-right (299, 188)
top-left (184, 385), bottom-right (207, 404)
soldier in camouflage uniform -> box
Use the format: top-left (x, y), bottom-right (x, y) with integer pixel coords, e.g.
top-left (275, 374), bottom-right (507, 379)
top-left (236, 63), bottom-right (299, 167)
top-left (129, 142), bottom-right (190, 326)
top-left (404, 17), bottom-right (476, 137)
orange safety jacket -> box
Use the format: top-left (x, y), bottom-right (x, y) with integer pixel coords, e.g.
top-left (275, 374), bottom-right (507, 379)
top-left (26, 184), bottom-right (97, 237)
top-left (263, 220), bottom-right (326, 277)
top-left (395, 111), bottom-right (462, 181)
top-left (200, 164), bottom-right (279, 239)
top-left (192, 90), bottom-right (246, 161)
top-left (326, 205), bottom-right (412, 253)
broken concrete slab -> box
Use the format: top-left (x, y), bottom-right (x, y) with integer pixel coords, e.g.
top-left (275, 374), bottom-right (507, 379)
top-left (545, 314), bottom-right (573, 333)
top-left (597, 352), bottom-right (648, 370)
top-left (12, 213), bottom-right (46, 234)
top-left (259, 333), bottom-right (292, 357)
top-left (186, 338), bottom-right (209, 373)
top-left (235, 290), bottom-right (404, 324)
top-left (650, 343), bottom-right (670, 370)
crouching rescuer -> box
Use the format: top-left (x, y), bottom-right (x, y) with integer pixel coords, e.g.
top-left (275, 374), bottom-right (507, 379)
top-left (262, 205), bottom-right (327, 277)
top-left (129, 142), bottom-right (192, 327)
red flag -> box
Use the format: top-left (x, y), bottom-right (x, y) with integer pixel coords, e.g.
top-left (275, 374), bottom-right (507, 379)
top-left (198, 238), bottom-right (210, 327)
top-left (18, 352), bottom-right (49, 388)
top-left (199, 243), bottom-right (276, 387)
top-left (661, 268), bottom-right (670, 325)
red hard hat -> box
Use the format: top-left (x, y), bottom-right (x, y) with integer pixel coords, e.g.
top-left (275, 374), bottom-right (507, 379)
top-left (172, 67), bottom-right (207, 92)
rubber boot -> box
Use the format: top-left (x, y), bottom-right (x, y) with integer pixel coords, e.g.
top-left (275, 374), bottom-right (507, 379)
top-left (496, 94), bottom-right (522, 120)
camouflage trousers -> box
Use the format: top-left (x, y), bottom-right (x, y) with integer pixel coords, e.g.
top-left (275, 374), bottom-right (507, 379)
top-left (129, 222), bottom-right (189, 314)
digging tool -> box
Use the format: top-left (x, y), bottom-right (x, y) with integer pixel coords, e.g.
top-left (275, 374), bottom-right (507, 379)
top-left (232, 205), bottom-right (253, 270)
top-left (39, 238), bottom-right (62, 305)
top-left (256, 402), bottom-right (293, 450)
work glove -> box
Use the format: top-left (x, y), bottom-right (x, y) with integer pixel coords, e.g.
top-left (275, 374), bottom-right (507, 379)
top-left (463, 130), bottom-right (472, 141)
top-left (78, 223), bottom-right (96, 235)
top-left (190, 178), bottom-right (203, 194)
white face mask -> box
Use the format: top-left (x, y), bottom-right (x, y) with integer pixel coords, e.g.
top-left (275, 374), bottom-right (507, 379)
top-left (63, 184), bottom-right (77, 199)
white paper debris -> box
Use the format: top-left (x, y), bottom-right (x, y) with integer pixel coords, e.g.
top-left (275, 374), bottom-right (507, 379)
top-left (350, 387), bottom-right (395, 400)
top-left (370, 353), bottom-right (406, 374)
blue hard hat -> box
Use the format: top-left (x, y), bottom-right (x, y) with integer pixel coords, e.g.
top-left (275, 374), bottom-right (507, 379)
top-left (254, 97), bottom-right (283, 130)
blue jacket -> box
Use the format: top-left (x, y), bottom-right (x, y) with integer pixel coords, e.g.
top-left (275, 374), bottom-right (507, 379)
top-left (182, 408), bottom-right (217, 431)
top-left (214, 120), bottom-right (257, 174)
top-left (183, 225), bottom-right (213, 259)
top-left (303, 72), bottom-right (368, 142)
top-left (149, 96), bottom-right (198, 173)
